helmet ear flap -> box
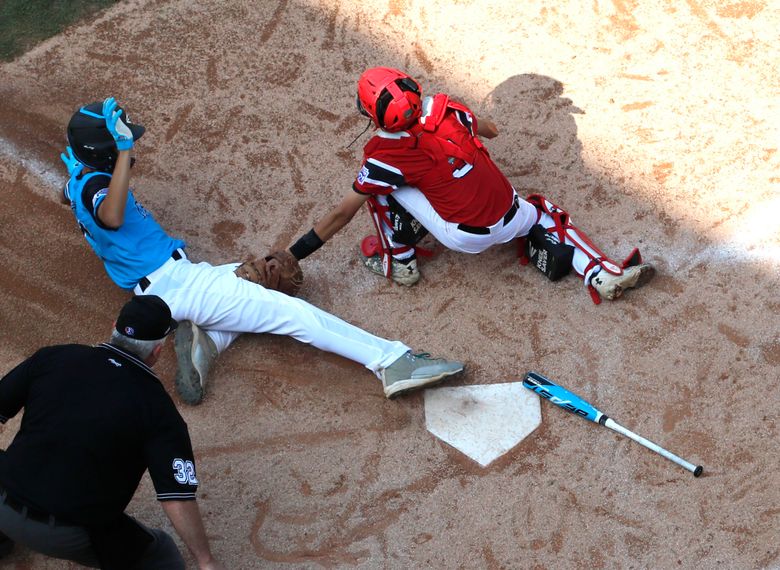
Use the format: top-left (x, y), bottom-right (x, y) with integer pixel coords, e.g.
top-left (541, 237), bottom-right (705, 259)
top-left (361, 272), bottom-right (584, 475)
top-left (356, 94), bottom-right (371, 118)
top-left (374, 90), bottom-right (394, 129)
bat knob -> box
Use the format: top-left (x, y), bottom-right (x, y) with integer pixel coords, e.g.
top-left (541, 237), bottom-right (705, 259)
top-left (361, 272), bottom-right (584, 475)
top-left (693, 466), bottom-right (703, 477)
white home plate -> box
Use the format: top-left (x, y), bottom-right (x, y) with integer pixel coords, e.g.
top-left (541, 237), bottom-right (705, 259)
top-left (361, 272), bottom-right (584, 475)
top-left (424, 382), bottom-right (541, 467)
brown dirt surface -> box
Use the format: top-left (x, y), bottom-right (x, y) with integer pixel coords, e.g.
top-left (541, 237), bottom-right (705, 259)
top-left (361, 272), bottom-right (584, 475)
top-left (1, 1), bottom-right (778, 568)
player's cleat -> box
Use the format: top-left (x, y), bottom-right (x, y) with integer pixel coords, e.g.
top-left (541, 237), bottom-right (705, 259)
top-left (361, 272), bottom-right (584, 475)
top-left (174, 321), bottom-right (218, 405)
top-left (379, 351), bottom-right (465, 398)
top-left (590, 264), bottom-right (655, 300)
top-left (363, 254), bottom-right (420, 286)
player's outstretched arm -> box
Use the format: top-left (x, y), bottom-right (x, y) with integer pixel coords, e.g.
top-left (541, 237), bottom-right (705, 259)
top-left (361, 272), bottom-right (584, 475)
top-left (289, 191), bottom-right (369, 260)
top-left (313, 191), bottom-right (369, 242)
top-left (161, 499), bottom-right (225, 570)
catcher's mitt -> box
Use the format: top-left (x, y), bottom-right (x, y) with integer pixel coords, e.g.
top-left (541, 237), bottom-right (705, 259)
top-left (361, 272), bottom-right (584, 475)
top-left (234, 251), bottom-right (303, 296)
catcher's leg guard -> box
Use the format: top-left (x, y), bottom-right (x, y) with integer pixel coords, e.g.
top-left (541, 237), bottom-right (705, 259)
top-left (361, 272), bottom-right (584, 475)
top-left (517, 194), bottom-right (653, 304)
top-left (525, 224), bottom-right (574, 281)
top-left (386, 194), bottom-right (429, 246)
top-left (361, 196), bottom-right (423, 286)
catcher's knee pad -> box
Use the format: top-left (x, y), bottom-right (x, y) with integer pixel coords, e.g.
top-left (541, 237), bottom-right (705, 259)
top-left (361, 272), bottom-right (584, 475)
top-left (386, 194), bottom-right (429, 246)
top-left (526, 224), bottom-right (574, 281)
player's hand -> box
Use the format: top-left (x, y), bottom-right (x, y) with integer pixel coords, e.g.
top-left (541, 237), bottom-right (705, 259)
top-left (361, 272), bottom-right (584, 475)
top-left (60, 146), bottom-right (82, 177)
top-left (477, 118), bottom-right (499, 139)
top-left (102, 97), bottom-right (134, 151)
top-left (199, 559), bottom-right (226, 570)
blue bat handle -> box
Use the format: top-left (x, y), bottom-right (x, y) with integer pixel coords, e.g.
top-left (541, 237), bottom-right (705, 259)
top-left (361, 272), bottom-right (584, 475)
top-left (522, 371), bottom-right (605, 424)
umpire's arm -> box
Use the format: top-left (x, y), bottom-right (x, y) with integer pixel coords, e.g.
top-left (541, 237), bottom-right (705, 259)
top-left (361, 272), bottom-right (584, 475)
top-left (145, 399), bottom-right (223, 568)
top-left (161, 500), bottom-right (223, 570)
top-left (0, 349), bottom-right (44, 423)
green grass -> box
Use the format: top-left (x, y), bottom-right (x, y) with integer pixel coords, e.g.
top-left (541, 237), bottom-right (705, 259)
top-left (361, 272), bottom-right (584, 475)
top-left (0, 0), bottom-right (117, 61)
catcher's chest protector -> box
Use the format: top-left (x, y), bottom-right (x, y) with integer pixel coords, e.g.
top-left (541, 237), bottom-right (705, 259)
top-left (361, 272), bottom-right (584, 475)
top-left (367, 94), bottom-right (488, 190)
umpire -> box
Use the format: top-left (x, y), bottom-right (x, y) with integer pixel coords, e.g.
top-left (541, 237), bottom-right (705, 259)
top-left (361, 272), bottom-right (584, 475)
top-left (0, 295), bottom-right (224, 569)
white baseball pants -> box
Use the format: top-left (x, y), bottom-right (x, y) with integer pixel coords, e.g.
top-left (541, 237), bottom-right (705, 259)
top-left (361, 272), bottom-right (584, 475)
top-left (134, 255), bottom-right (410, 372)
top-left (381, 187), bottom-right (602, 282)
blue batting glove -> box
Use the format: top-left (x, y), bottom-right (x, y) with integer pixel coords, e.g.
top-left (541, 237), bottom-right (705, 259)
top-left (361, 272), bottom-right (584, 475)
top-left (60, 146), bottom-right (83, 177)
top-left (103, 97), bottom-right (134, 151)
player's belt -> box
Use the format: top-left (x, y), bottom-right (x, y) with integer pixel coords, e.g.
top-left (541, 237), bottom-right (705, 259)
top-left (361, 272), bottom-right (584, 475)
top-left (456, 194), bottom-right (520, 235)
top-left (137, 248), bottom-right (186, 293)
top-left (0, 483), bottom-right (65, 526)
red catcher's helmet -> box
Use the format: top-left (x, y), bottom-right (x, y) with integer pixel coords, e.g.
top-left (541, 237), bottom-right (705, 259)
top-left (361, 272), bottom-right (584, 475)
top-left (357, 67), bottom-right (422, 132)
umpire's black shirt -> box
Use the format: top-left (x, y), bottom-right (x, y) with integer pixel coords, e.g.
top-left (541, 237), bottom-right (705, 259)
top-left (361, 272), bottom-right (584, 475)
top-left (0, 343), bottom-right (198, 526)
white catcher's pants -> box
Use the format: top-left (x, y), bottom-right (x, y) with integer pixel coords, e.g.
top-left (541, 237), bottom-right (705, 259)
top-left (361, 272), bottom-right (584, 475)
top-left (135, 255), bottom-right (410, 373)
top-left (382, 187), bottom-right (602, 283)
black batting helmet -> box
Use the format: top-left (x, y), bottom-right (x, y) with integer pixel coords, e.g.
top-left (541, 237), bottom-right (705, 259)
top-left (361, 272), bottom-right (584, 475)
top-left (66, 101), bottom-right (145, 172)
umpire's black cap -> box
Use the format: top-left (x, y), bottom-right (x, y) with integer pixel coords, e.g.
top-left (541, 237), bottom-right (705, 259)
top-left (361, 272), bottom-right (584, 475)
top-left (116, 296), bottom-right (178, 341)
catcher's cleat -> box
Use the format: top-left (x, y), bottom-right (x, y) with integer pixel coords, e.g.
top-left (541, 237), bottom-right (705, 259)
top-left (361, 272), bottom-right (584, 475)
top-left (363, 254), bottom-right (420, 286)
top-left (590, 263), bottom-right (655, 300)
top-left (174, 321), bottom-right (218, 405)
top-left (380, 351), bottom-right (465, 398)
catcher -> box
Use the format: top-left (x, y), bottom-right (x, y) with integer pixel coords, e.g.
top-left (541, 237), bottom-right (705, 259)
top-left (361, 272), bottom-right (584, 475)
top-left (287, 67), bottom-right (654, 303)
top-left (60, 97), bottom-right (464, 404)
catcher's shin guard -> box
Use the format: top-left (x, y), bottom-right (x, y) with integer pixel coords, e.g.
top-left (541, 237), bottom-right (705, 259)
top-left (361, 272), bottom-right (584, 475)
top-left (517, 194), bottom-right (646, 304)
top-left (361, 196), bottom-right (431, 281)
top-left (524, 224), bottom-right (575, 281)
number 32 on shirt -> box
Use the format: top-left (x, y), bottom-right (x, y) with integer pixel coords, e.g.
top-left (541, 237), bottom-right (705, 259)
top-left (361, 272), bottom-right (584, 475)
top-left (172, 458), bottom-right (199, 485)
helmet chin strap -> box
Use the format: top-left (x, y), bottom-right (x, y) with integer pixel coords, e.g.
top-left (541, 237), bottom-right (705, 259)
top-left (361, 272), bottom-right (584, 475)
top-left (346, 119), bottom-right (373, 149)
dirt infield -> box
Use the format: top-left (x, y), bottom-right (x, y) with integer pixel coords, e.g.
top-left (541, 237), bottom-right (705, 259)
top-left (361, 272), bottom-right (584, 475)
top-left (0, 1), bottom-right (778, 568)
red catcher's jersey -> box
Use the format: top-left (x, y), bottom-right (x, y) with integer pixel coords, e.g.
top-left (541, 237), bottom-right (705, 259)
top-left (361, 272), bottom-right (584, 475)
top-left (353, 95), bottom-right (514, 227)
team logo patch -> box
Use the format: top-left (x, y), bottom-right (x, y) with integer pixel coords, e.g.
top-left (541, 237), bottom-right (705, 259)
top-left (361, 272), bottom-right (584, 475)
top-left (124, 326), bottom-right (135, 336)
top-left (92, 188), bottom-right (109, 209)
top-left (135, 199), bottom-right (150, 218)
top-left (357, 165), bottom-right (369, 185)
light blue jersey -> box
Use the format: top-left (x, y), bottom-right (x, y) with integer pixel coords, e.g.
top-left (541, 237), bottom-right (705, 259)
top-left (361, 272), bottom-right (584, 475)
top-left (65, 171), bottom-right (185, 290)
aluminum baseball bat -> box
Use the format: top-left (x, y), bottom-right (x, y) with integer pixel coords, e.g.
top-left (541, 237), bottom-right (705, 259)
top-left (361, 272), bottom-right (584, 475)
top-left (522, 371), bottom-right (703, 477)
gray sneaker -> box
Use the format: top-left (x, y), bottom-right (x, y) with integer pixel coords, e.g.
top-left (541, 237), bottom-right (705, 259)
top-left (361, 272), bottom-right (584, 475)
top-left (380, 351), bottom-right (465, 398)
top-left (590, 264), bottom-right (655, 300)
top-left (174, 321), bottom-right (218, 405)
top-left (363, 254), bottom-right (420, 286)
